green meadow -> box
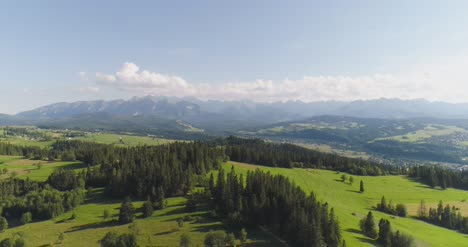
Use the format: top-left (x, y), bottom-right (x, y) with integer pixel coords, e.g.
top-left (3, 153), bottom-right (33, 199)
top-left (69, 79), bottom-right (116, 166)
top-left (2, 153), bottom-right (468, 246)
top-left (76, 133), bottom-right (174, 146)
top-left (0, 157), bottom-right (280, 246)
top-left (221, 162), bottom-right (468, 247)
top-left (0, 127), bottom-right (173, 148)
top-left (0, 155), bottom-right (85, 181)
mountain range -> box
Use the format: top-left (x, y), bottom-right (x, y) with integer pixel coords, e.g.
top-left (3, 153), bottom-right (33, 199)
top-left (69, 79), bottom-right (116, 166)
top-left (3, 96), bottom-right (468, 137)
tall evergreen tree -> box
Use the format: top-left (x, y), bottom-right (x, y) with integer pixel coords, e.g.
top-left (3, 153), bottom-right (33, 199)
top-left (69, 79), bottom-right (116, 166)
top-left (378, 218), bottom-right (392, 247)
top-left (119, 198), bottom-right (134, 224)
top-left (360, 211), bottom-right (377, 238)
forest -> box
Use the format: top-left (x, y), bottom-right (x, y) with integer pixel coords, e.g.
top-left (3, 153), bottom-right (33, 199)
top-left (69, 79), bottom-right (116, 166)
top-left (409, 165), bottom-right (468, 190)
top-left (219, 136), bottom-right (402, 176)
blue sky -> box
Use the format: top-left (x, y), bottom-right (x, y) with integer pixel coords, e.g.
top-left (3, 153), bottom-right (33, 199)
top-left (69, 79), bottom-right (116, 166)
top-left (2, 1), bottom-right (468, 113)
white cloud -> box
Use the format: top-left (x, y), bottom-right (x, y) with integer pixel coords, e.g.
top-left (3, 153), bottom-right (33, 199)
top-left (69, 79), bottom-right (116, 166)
top-left (96, 63), bottom-right (195, 96)
top-left (79, 86), bottom-right (100, 93)
top-left (93, 62), bottom-right (468, 103)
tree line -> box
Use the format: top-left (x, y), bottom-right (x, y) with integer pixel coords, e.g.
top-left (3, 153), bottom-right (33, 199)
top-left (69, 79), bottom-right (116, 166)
top-left (417, 200), bottom-right (468, 233)
top-left (0, 177), bottom-right (85, 228)
top-left (409, 165), bottom-right (468, 190)
top-left (217, 136), bottom-right (402, 176)
top-left (376, 196), bottom-right (407, 217)
top-left (360, 211), bottom-right (414, 247)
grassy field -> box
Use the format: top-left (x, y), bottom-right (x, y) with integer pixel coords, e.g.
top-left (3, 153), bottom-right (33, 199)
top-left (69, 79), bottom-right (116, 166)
top-left (76, 133), bottom-right (173, 146)
top-left (3, 151), bottom-right (468, 246)
top-left (1, 189), bottom-right (280, 247)
top-left (373, 124), bottom-right (465, 143)
top-left (0, 155), bottom-right (86, 181)
top-left (0, 127), bottom-right (174, 148)
top-left (221, 162), bottom-right (468, 247)
top-left (0, 156), bottom-right (281, 247)
top-left (296, 142), bottom-right (370, 159)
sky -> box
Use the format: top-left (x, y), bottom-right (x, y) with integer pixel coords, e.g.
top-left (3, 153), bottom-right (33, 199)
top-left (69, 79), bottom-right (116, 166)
top-left (2, 0), bottom-right (468, 114)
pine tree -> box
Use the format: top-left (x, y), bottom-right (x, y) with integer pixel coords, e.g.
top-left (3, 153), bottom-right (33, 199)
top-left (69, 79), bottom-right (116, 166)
top-left (142, 199), bottom-right (154, 218)
top-left (379, 196), bottom-right (387, 211)
top-left (209, 173), bottom-right (215, 196)
top-left (341, 174), bottom-right (347, 182)
top-left (119, 197), bottom-right (135, 224)
top-left (378, 218), bottom-right (392, 247)
top-left (417, 200), bottom-right (427, 218)
top-left (360, 180), bottom-right (365, 193)
top-left (360, 211), bottom-right (377, 238)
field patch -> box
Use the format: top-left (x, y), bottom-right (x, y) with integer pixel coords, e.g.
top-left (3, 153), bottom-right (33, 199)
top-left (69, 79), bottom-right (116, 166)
top-left (0, 157), bottom-right (85, 181)
top-left (373, 124), bottom-right (465, 143)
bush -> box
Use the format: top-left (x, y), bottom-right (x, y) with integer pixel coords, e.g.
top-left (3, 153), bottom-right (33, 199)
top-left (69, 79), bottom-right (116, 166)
top-left (20, 212), bottom-right (33, 225)
top-left (204, 231), bottom-right (226, 247)
top-left (142, 200), bottom-right (154, 218)
top-left (177, 218), bottom-right (184, 228)
top-left (395, 204), bottom-right (407, 217)
top-left (100, 231), bottom-right (137, 247)
top-left (0, 217), bottom-right (8, 232)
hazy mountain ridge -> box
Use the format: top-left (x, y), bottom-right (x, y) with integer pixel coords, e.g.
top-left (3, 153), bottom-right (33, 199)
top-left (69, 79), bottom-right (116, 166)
top-left (3, 96), bottom-right (468, 139)
top-left (15, 96), bottom-right (468, 121)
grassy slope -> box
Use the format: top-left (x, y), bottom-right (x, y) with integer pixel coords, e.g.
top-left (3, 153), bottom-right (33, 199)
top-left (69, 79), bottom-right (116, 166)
top-left (0, 155), bottom-right (85, 181)
top-left (222, 162), bottom-right (468, 247)
top-left (1, 191), bottom-right (280, 247)
top-left (0, 157), bottom-right (281, 246)
top-left (76, 133), bottom-right (173, 146)
top-left (373, 124), bottom-right (465, 143)
top-left (0, 128), bottom-right (173, 148)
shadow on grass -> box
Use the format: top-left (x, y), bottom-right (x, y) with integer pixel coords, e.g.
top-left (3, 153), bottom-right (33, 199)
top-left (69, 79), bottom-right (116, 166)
top-left (160, 206), bottom-right (187, 217)
top-left (345, 228), bottom-right (377, 246)
top-left (191, 223), bottom-right (225, 233)
top-left (154, 228), bottom-right (180, 236)
top-left (406, 177), bottom-right (444, 190)
top-left (65, 219), bottom-right (120, 233)
top-left (355, 236), bottom-right (377, 245)
top-left (61, 162), bottom-right (88, 171)
top-left (345, 228), bottom-right (362, 234)
top-left (346, 189), bottom-right (362, 194)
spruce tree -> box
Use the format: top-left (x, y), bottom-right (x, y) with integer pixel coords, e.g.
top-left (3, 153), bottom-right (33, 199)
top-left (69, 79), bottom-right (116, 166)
top-left (417, 200), bottom-right (427, 218)
top-left (378, 218), bottom-right (391, 247)
top-left (142, 199), bottom-right (154, 218)
top-left (119, 197), bottom-right (134, 224)
top-left (360, 211), bottom-right (377, 238)
top-left (360, 180), bottom-right (365, 193)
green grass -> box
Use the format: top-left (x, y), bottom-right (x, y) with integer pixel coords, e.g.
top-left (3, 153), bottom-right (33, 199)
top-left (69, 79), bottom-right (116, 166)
top-left (0, 156), bottom-right (85, 181)
top-left (221, 162), bottom-right (468, 247)
top-left (0, 155), bottom-right (280, 246)
top-left (0, 127), bottom-right (174, 148)
top-left (1, 188), bottom-right (281, 247)
top-left (373, 124), bottom-right (465, 143)
top-left (76, 133), bottom-right (174, 146)
top-left (0, 137), bottom-right (56, 148)
top-left (297, 143), bottom-right (370, 159)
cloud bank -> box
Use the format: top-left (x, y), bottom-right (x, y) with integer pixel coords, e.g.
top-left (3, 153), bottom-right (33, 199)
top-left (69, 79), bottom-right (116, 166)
top-left (93, 62), bottom-right (468, 103)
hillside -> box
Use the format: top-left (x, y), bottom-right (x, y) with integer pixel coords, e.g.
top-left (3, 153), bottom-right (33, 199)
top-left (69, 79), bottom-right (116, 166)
top-left (240, 115), bottom-right (468, 166)
top-left (222, 162), bottom-right (468, 247)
